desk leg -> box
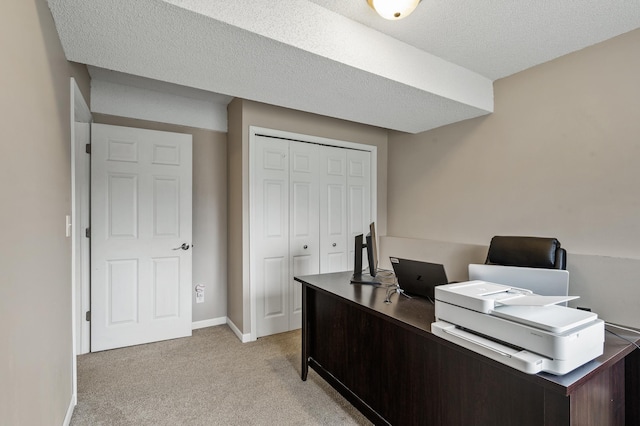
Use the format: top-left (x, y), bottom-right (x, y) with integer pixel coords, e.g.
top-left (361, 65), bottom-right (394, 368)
top-left (301, 283), bottom-right (309, 381)
top-left (627, 348), bottom-right (640, 424)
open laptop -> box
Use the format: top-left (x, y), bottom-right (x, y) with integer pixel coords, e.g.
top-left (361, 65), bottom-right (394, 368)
top-left (468, 264), bottom-right (570, 298)
top-left (390, 257), bottom-right (448, 299)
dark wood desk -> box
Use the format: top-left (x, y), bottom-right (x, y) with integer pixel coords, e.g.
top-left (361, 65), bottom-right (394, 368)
top-left (295, 272), bottom-right (640, 426)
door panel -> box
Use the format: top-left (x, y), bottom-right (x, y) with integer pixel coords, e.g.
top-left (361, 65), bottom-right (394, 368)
top-left (107, 259), bottom-right (138, 324)
top-left (347, 150), bottom-right (372, 271)
top-left (153, 177), bottom-right (180, 237)
top-left (263, 256), bottom-right (287, 318)
top-left (91, 123), bottom-right (192, 351)
top-left (253, 136), bottom-right (290, 337)
top-left (265, 180), bottom-right (287, 236)
top-left (108, 174), bottom-right (138, 238)
top-left (152, 257), bottom-right (180, 318)
top-left (289, 142), bottom-right (319, 329)
top-left (320, 148), bottom-right (348, 273)
top-left (291, 254), bottom-right (311, 320)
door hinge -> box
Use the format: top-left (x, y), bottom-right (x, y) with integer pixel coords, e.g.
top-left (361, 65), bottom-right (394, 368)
top-left (85, 228), bottom-right (90, 238)
top-left (85, 144), bottom-right (91, 154)
top-left (85, 311), bottom-right (91, 322)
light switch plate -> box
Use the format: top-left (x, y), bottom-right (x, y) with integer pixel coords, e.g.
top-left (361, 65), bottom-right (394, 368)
top-left (65, 215), bottom-right (72, 237)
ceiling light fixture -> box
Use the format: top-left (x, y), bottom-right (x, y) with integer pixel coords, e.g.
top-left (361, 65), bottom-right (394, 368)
top-left (367, 0), bottom-right (422, 20)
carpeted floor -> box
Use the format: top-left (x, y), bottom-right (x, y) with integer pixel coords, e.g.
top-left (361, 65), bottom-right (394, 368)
top-left (71, 325), bottom-right (372, 425)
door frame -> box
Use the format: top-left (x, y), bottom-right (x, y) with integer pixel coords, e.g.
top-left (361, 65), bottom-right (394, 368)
top-left (248, 126), bottom-right (378, 341)
top-left (70, 77), bottom-right (92, 408)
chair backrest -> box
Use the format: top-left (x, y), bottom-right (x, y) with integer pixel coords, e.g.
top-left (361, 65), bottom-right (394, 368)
top-left (485, 236), bottom-right (567, 270)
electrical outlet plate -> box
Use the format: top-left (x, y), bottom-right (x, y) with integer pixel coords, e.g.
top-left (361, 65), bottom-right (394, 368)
top-left (195, 284), bottom-right (205, 303)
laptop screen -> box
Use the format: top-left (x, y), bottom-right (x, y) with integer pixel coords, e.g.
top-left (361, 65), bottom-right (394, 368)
top-left (390, 257), bottom-right (448, 299)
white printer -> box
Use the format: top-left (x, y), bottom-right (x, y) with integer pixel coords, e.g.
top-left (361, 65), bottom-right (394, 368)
top-left (431, 281), bottom-right (604, 375)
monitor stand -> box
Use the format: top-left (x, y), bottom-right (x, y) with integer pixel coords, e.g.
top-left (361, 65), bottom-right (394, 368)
top-left (350, 273), bottom-right (381, 285)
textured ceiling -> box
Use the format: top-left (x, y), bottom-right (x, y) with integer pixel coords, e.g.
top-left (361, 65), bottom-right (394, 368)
top-left (309, 0), bottom-right (640, 80)
top-left (47, 0), bottom-right (640, 134)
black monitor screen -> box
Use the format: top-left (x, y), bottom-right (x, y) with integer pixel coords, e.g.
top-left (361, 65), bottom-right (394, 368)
top-left (353, 233), bottom-right (364, 278)
top-left (351, 222), bottom-right (379, 284)
top-left (367, 222), bottom-right (378, 276)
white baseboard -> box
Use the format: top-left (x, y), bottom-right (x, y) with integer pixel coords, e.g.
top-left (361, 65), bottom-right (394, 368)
top-left (226, 318), bottom-right (253, 342)
top-left (63, 395), bottom-right (75, 426)
top-left (191, 317), bottom-right (226, 330)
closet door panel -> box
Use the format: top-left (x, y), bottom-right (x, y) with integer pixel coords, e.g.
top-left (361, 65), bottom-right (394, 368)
top-left (320, 147), bottom-right (348, 273)
top-left (289, 142), bottom-right (319, 329)
top-left (347, 150), bottom-right (372, 271)
top-left (262, 256), bottom-right (287, 318)
top-left (253, 136), bottom-right (290, 337)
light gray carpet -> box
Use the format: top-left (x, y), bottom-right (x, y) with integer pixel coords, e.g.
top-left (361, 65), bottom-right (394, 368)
top-left (71, 325), bottom-right (372, 425)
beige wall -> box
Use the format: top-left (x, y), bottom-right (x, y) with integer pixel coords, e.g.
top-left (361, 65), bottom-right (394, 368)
top-left (227, 99), bottom-right (388, 335)
top-left (0, 0), bottom-right (90, 423)
top-left (226, 99), bottom-right (244, 331)
top-left (93, 114), bottom-right (228, 323)
top-left (70, 61), bottom-right (91, 107)
top-left (387, 28), bottom-right (640, 327)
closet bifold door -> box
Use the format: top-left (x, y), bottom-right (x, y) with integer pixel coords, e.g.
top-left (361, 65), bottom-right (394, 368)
top-left (319, 147), bottom-right (372, 274)
top-left (252, 135), bottom-right (372, 338)
top-left (253, 136), bottom-right (291, 337)
top-left (288, 141), bottom-right (319, 330)
top-left (319, 146), bottom-right (349, 273)
top-left (346, 149), bottom-right (372, 273)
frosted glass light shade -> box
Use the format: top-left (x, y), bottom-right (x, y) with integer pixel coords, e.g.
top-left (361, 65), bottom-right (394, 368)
top-left (367, 0), bottom-right (421, 20)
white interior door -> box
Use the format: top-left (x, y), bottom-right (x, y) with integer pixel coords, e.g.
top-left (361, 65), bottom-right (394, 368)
top-left (91, 123), bottom-right (192, 351)
top-left (289, 141), bottom-right (319, 329)
top-left (253, 136), bottom-right (290, 337)
top-left (319, 147), bottom-right (348, 273)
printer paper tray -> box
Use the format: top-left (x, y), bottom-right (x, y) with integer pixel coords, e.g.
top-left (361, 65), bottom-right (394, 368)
top-left (432, 320), bottom-right (547, 374)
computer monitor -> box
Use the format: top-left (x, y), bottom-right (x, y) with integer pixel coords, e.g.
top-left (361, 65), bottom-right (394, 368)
top-left (351, 222), bottom-right (379, 284)
top-left (367, 222), bottom-right (378, 276)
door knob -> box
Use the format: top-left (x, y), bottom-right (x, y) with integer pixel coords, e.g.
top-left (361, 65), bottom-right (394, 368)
top-left (332, 243), bottom-right (337, 247)
top-left (173, 243), bottom-right (190, 250)
top-left (303, 245), bottom-right (308, 249)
